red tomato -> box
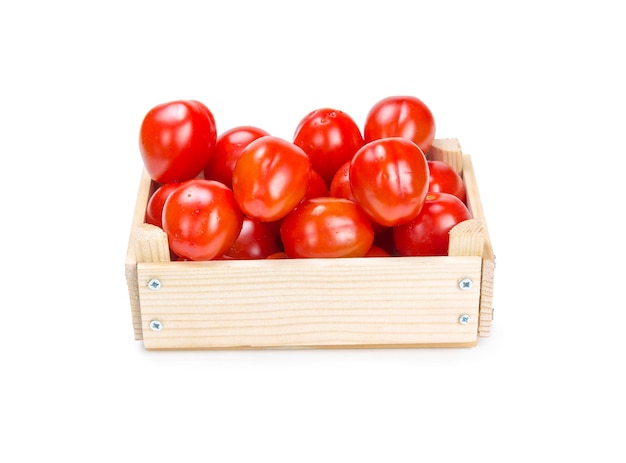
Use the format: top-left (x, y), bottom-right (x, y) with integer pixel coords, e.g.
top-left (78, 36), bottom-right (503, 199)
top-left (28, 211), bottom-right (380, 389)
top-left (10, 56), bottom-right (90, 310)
top-left (203, 126), bottom-right (269, 188)
top-left (428, 160), bottom-right (466, 203)
top-left (372, 227), bottom-right (399, 256)
top-left (364, 96), bottom-right (436, 154)
top-left (280, 197), bottom-right (374, 258)
top-left (225, 217), bottom-right (281, 259)
top-left (364, 245), bottom-right (391, 257)
top-left (162, 179), bottom-right (243, 260)
top-left (145, 181), bottom-right (181, 228)
top-left (139, 100), bottom-right (217, 183)
top-left (293, 108), bottom-right (364, 186)
top-left (349, 137), bottom-right (429, 227)
top-left (304, 169), bottom-right (330, 201)
top-left (393, 192), bottom-right (472, 256)
top-left (266, 252), bottom-right (288, 259)
top-left (329, 160), bottom-right (354, 201)
top-left (232, 136), bottom-right (311, 222)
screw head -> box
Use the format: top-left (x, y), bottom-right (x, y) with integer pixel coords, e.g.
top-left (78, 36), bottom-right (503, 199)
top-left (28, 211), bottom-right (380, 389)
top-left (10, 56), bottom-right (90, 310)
top-left (458, 278), bottom-right (474, 290)
top-left (149, 320), bottom-right (163, 331)
top-left (147, 279), bottom-right (161, 291)
top-left (458, 314), bottom-right (471, 325)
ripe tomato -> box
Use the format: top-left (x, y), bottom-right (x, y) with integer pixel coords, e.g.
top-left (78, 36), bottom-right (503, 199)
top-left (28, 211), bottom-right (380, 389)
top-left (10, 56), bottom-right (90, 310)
top-left (349, 137), bottom-right (429, 227)
top-left (393, 192), bottom-right (472, 256)
top-left (293, 108), bottom-right (364, 186)
top-left (372, 227), bottom-right (399, 256)
top-left (329, 160), bottom-right (354, 201)
top-left (225, 217), bottom-right (281, 259)
top-left (266, 252), bottom-right (288, 259)
top-left (364, 245), bottom-right (391, 257)
top-left (203, 126), bottom-right (269, 188)
top-left (232, 136), bottom-right (311, 222)
top-left (303, 169), bottom-right (330, 201)
top-left (428, 160), bottom-right (466, 203)
top-left (145, 181), bottom-right (181, 228)
top-left (139, 100), bottom-right (217, 183)
top-left (280, 197), bottom-right (374, 258)
top-left (364, 95), bottom-right (436, 154)
top-left (161, 179), bottom-right (243, 260)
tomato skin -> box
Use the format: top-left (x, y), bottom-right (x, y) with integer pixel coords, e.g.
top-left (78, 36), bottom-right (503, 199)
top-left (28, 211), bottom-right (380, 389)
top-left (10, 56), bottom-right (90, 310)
top-left (225, 217), bottom-right (281, 260)
top-left (364, 96), bottom-right (436, 154)
top-left (304, 169), bottom-right (330, 201)
top-left (372, 226), bottom-right (399, 256)
top-left (393, 192), bottom-right (472, 256)
top-left (364, 245), bottom-right (391, 257)
top-left (266, 252), bottom-right (288, 259)
top-left (293, 108), bottom-right (365, 186)
top-left (139, 100), bottom-right (217, 183)
top-left (161, 179), bottom-right (243, 261)
top-left (329, 160), bottom-right (355, 201)
top-left (232, 136), bottom-right (311, 222)
top-left (349, 137), bottom-right (429, 227)
top-left (203, 126), bottom-right (269, 189)
top-left (145, 181), bottom-right (181, 228)
top-left (280, 197), bottom-right (374, 258)
top-left (428, 160), bottom-right (466, 203)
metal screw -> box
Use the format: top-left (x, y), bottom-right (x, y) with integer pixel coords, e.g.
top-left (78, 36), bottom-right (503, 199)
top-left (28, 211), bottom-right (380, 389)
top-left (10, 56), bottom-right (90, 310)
top-left (147, 279), bottom-right (161, 291)
top-left (149, 320), bottom-right (163, 331)
top-left (458, 278), bottom-right (474, 290)
top-left (458, 314), bottom-right (471, 325)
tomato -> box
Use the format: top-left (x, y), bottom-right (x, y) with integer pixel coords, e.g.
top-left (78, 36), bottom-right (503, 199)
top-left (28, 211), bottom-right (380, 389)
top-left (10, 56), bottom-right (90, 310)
top-left (280, 197), bottom-right (374, 258)
top-left (329, 160), bottom-right (354, 201)
top-left (232, 136), bottom-right (311, 222)
top-left (225, 217), bottom-right (281, 259)
top-left (364, 95), bottom-right (436, 154)
top-left (139, 100), bottom-right (217, 183)
top-left (372, 227), bottom-right (399, 256)
top-left (428, 160), bottom-right (466, 203)
top-left (293, 108), bottom-right (364, 186)
top-left (161, 179), bottom-right (243, 260)
top-left (393, 192), bottom-right (472, 256)
top-left (203, 126), bottom-right (269, 188)
top-left (304, 169), bottom-right (330, 201)
top-left (349, 137), bottom-right (429, 227)
top-left (364, 245), bottom-right (391, 257)
top-left (145, 181), bottom-right (181, 228)
top-left (266, 252), bottom-right (288, 259)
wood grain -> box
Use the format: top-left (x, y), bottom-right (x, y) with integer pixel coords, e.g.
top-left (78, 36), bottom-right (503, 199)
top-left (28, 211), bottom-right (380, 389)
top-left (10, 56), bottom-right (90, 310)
top-left (137, 257), bottom-right (482, 349)
top-left (428, 138), bottom-right (464, 173)
top-left (462, 154), bottom-right (495, 336)
top-left (125, 169), bottom-right (154, 340)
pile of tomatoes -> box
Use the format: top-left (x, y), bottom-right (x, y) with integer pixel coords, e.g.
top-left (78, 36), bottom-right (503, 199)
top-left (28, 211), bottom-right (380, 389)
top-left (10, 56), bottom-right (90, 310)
top-left (139, 96), bottom-right (471, 261)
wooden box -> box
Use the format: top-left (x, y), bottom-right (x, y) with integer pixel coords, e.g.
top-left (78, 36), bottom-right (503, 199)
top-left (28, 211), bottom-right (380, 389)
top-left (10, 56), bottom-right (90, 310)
top-left (125, 138), bottom-right (495, 350)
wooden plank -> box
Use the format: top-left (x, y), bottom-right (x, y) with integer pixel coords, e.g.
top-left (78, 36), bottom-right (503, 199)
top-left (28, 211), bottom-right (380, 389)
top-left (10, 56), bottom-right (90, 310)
top-left (462, 154), bottom-right (495, 337)
top-left (428, 138), bottom-right (464, 174)
top-left (125, 169), bottom-right (154, 340)
top-left (449, 218), bottom-right (485, 257)
top-left (137, 256), bottom-right (482, 349)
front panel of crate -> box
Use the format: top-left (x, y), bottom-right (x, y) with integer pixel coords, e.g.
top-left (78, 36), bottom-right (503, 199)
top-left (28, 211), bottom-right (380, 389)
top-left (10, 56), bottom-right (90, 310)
top-left (137, 256), bottom-right (482, 349)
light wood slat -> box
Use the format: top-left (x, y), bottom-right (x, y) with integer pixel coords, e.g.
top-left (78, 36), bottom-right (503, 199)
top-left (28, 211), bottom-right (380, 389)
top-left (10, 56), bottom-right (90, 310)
top-left (124, 169), bottom-right (154, 340)
top-left (462, 155), bottom-right (495, 337)
top-left (137, 257), bottom-right (482, 349)
top-left (449, 219), bottom-right (485, 257)
top-left (427, 138), bottom-right (464, 173)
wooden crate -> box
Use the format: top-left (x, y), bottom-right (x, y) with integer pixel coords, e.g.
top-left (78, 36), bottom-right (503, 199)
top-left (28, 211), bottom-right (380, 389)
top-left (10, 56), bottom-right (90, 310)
top-left (125, 138), bottom-right (495, 350)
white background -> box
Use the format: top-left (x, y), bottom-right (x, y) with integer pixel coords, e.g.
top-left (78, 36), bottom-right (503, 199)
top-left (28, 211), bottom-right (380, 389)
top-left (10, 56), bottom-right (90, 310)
top-left (1, 1), bottom-right (624, 461)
